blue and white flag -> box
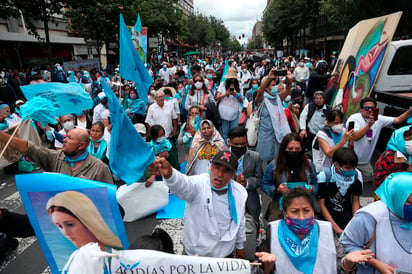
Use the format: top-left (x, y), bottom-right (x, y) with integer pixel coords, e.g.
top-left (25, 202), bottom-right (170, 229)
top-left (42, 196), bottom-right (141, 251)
top-left (20, 82), bottom-right (93, 116)
top-left (134, 13), bottom-right (142, 32)
top-left (120, 13), bottom-right (153, 103)
top-left (101, 79), bottom-right (154, 185)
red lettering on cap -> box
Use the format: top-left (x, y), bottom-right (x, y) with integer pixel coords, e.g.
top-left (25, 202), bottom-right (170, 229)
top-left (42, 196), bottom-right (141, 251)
top-left (221, 152), bottom-right (231, 162)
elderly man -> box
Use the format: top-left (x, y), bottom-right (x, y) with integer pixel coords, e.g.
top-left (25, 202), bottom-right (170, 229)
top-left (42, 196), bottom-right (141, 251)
top-left (299, 91), bottom-right (331, 151)
top-left (0, 127), bottom-right (113, 184)
top-left (149, 150), bottom-right (247, 258)
top-left (0, 127), bottom-right (114, 245)
top-left (145, 90), bottom-right (177, 138)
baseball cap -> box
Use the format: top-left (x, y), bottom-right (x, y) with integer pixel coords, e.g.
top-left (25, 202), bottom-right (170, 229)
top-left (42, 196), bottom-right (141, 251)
top-left (211, 151), bottom-right (238, 172)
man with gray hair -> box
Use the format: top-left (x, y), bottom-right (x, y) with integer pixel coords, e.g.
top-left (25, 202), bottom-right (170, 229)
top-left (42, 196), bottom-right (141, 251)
top-left (299, 91), bottom-right (331, 151)
top-left (145, 90), bottom-right (177, 138)
top-left (0, 127), bottom-right (113, 183)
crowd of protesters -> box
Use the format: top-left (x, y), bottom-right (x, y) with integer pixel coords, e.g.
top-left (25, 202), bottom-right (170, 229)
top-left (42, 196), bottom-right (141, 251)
top-left (0, 51), bottom-right (411, 273)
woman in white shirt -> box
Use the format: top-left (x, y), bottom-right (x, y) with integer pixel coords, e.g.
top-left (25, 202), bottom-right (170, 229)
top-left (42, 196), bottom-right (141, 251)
top-left (312, 109), bottom-right (354, 173)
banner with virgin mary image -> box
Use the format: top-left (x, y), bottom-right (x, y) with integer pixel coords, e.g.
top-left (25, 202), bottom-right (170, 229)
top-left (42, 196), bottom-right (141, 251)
top-left (16, 173), bottom-right (129, 274)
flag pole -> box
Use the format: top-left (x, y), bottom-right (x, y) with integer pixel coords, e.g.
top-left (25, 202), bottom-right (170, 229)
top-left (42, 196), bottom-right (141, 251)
top-left (0, 121), bottom-right (22, 159)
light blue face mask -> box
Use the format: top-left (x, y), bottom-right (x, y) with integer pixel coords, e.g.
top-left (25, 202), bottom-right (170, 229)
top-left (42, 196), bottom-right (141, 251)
top-left (271, 85), bottom-right (279, 95)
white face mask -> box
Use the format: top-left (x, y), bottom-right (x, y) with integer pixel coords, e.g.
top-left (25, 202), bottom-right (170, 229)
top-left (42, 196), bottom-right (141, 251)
top-left (194, 82), bottom-right (203, 89)
top-left (63, 121), bottom-right (75, 131)
top-left (284, 95), bottom-right (291, 102)
top-left (242, 69), bottom-right (247, 73)
top-left (331, 124), bottom-right (343, 134)
top-left (405, 140), bottom-right (412, 155)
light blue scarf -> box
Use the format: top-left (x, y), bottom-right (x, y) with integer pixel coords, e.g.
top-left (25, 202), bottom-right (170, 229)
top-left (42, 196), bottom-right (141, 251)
top-left (328, 128), bottom-right (343, 145)
top-left (375, 172), bottom-right (412, 230)
top-left (0, 120), bottom-right (8, 130)
top-left (386, 125), bottom-right (412, 164)
top-left (87, 139), bottom-right (107, 160)
top-left (208, 178), bottom-right (238, 225)
top-left (64, 150), bottom-right (89, 167)
top-left (150, 138), bottom-right (172, 154)
top-left (278, 219), bottom-right (319, 274)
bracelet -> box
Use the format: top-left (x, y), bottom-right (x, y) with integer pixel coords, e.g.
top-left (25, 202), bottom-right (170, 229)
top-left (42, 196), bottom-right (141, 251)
top-left (341, 257), bottom-right (357, 272)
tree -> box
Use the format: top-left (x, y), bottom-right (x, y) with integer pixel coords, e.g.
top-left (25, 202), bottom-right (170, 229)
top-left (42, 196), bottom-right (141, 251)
top-left (321, 0), bottom-right (412, 36)
top-left (0, 0), bottom-right (66, 66)
top-left (248, 35), bottom-right (263, 50)
top-left (66, 0), bottom-right (123, 66)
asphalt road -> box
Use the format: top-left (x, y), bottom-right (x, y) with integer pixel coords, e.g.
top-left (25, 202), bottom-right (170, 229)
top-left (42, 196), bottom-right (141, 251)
top-left (0, 143), bottom-right (376, 274)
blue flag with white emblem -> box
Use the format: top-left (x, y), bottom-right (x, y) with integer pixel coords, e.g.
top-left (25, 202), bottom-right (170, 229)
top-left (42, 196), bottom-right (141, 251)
top-left (20, 82), bottom-right (93, 116)
top-left (101, 79), bottom-right (154, 185)
top-left (120, 13), bottom-right (152, 103)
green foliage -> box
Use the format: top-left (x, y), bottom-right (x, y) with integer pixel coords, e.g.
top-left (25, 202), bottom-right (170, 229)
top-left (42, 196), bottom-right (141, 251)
top-left (1, 0), bottom-right (65, 41)
top-left (248, 35), bottom-right (263, 50)
top-left (321, 0), bottom-right (412, 35)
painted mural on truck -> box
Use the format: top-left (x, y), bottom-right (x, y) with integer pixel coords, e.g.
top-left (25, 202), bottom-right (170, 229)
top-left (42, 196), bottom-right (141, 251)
top-left (332, 12), bottom-right (402, 118)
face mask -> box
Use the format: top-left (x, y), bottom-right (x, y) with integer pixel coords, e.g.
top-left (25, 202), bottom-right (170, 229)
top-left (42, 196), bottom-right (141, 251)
top-left (163, 65), bottom-right (167, 69)
top-left (405, 140), bottom-right (412, 155)
top-left (231, 145), bottom-right (247, 158)
top-left (284, 95), bottom-right (291, 102)
top-left (252, 84), bottom-right (259, 89)
top-left (338, 166), bottom-right (356, 177)
top-left (242, 69), bottom-right (247, 73)
top-left (206, 74), bottom-right (213, 79)
top-left (63, 121), bottom-right (75, 131)
top-left (285, 150), bottom-right (302, 168)
top-left (129, 94), bottom-right (137, 100)
top-left (194, 82), bottom-right (203, 89)
top-left (156, 136), bottom-right (167, 144)
top-left (403, 204), bottom-right (412, 221)
top-left (285, 215), bottom-right (314, 235)
top-left (331, 124), bottom-right (343, 134)
top-left (150, 90), bottom-right (156, 95)
top-left (271, 86), bottom-right (278, 96)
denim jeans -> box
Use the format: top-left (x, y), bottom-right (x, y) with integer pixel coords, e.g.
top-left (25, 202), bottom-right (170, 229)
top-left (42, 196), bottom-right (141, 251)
top-left (220, 117), bottom-right (239, 144)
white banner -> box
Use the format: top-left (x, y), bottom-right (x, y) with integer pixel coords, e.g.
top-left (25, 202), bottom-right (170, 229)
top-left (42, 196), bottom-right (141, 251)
top-left (111, 250), bottom-right (251, 274)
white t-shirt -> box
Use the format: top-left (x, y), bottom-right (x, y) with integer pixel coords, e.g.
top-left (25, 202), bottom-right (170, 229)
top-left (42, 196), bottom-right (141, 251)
top-left (346, 113), bottom-right (394, 164)
top-left (158, 68), bottom-right (171, 83)
top-left (217, 82), bottom-right (242, 121)
top-left (145, 101), bottom-right (177, 138)
top-left (312, 128), bottom-right (347, 173)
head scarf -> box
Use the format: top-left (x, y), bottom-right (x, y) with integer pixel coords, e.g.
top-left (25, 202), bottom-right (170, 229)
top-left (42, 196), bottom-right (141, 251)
top-left (375, 172), bottom-right (412, 230)
top-left (386, 125), bottom-right (412, 163)
top-left (185, 119), bottom-right (227, 174)
top-left (46, 191), bottom-right (122, 248)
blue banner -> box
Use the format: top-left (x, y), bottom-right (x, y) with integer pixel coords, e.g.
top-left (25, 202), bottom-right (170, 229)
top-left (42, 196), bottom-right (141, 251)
top-left (101, 79), bottom-right (155, 185)
top-left (16, 173), bottom-right (129, 274)
top-left (20, 82), bottom-right (93, 117)
top-left (120, 13), bottom-right (153, 102)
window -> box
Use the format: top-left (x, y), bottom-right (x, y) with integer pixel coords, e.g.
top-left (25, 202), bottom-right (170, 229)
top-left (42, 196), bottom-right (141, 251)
top-left (388, 45), bottom-right (412, 75)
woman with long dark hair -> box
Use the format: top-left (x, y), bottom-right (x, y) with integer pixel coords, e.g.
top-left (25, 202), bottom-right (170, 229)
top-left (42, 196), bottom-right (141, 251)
top-left (261, 133), bottom-right (318, 221)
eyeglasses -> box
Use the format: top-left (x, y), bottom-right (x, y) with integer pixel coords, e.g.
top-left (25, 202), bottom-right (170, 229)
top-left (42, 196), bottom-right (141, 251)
top-left (194, 79), bottom-right (203, 83)
top-left (362, 106), bottom-right (375, 111)
top-left (155, 95), bottom-right (164, 99)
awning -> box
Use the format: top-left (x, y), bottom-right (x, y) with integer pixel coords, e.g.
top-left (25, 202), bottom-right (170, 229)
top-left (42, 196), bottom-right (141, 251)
top-left (0, 32), bottom-right (86, 45)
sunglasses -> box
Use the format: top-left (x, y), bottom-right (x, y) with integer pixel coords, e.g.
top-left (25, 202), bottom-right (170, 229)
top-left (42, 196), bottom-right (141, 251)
top-left (362, 107), bottom-right (375, 111)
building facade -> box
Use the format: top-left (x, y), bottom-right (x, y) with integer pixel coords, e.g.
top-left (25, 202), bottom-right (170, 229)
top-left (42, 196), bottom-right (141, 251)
top-left (0, 14), bottom-right (103, 69)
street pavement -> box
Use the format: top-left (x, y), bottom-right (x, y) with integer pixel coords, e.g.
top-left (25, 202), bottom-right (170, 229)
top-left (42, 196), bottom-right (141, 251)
top-left (0, 142), bottom-right (376, 273)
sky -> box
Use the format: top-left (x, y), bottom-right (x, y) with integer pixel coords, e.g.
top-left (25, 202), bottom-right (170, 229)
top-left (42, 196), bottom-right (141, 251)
top-left (194, 0), bottom-right (267, 44)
